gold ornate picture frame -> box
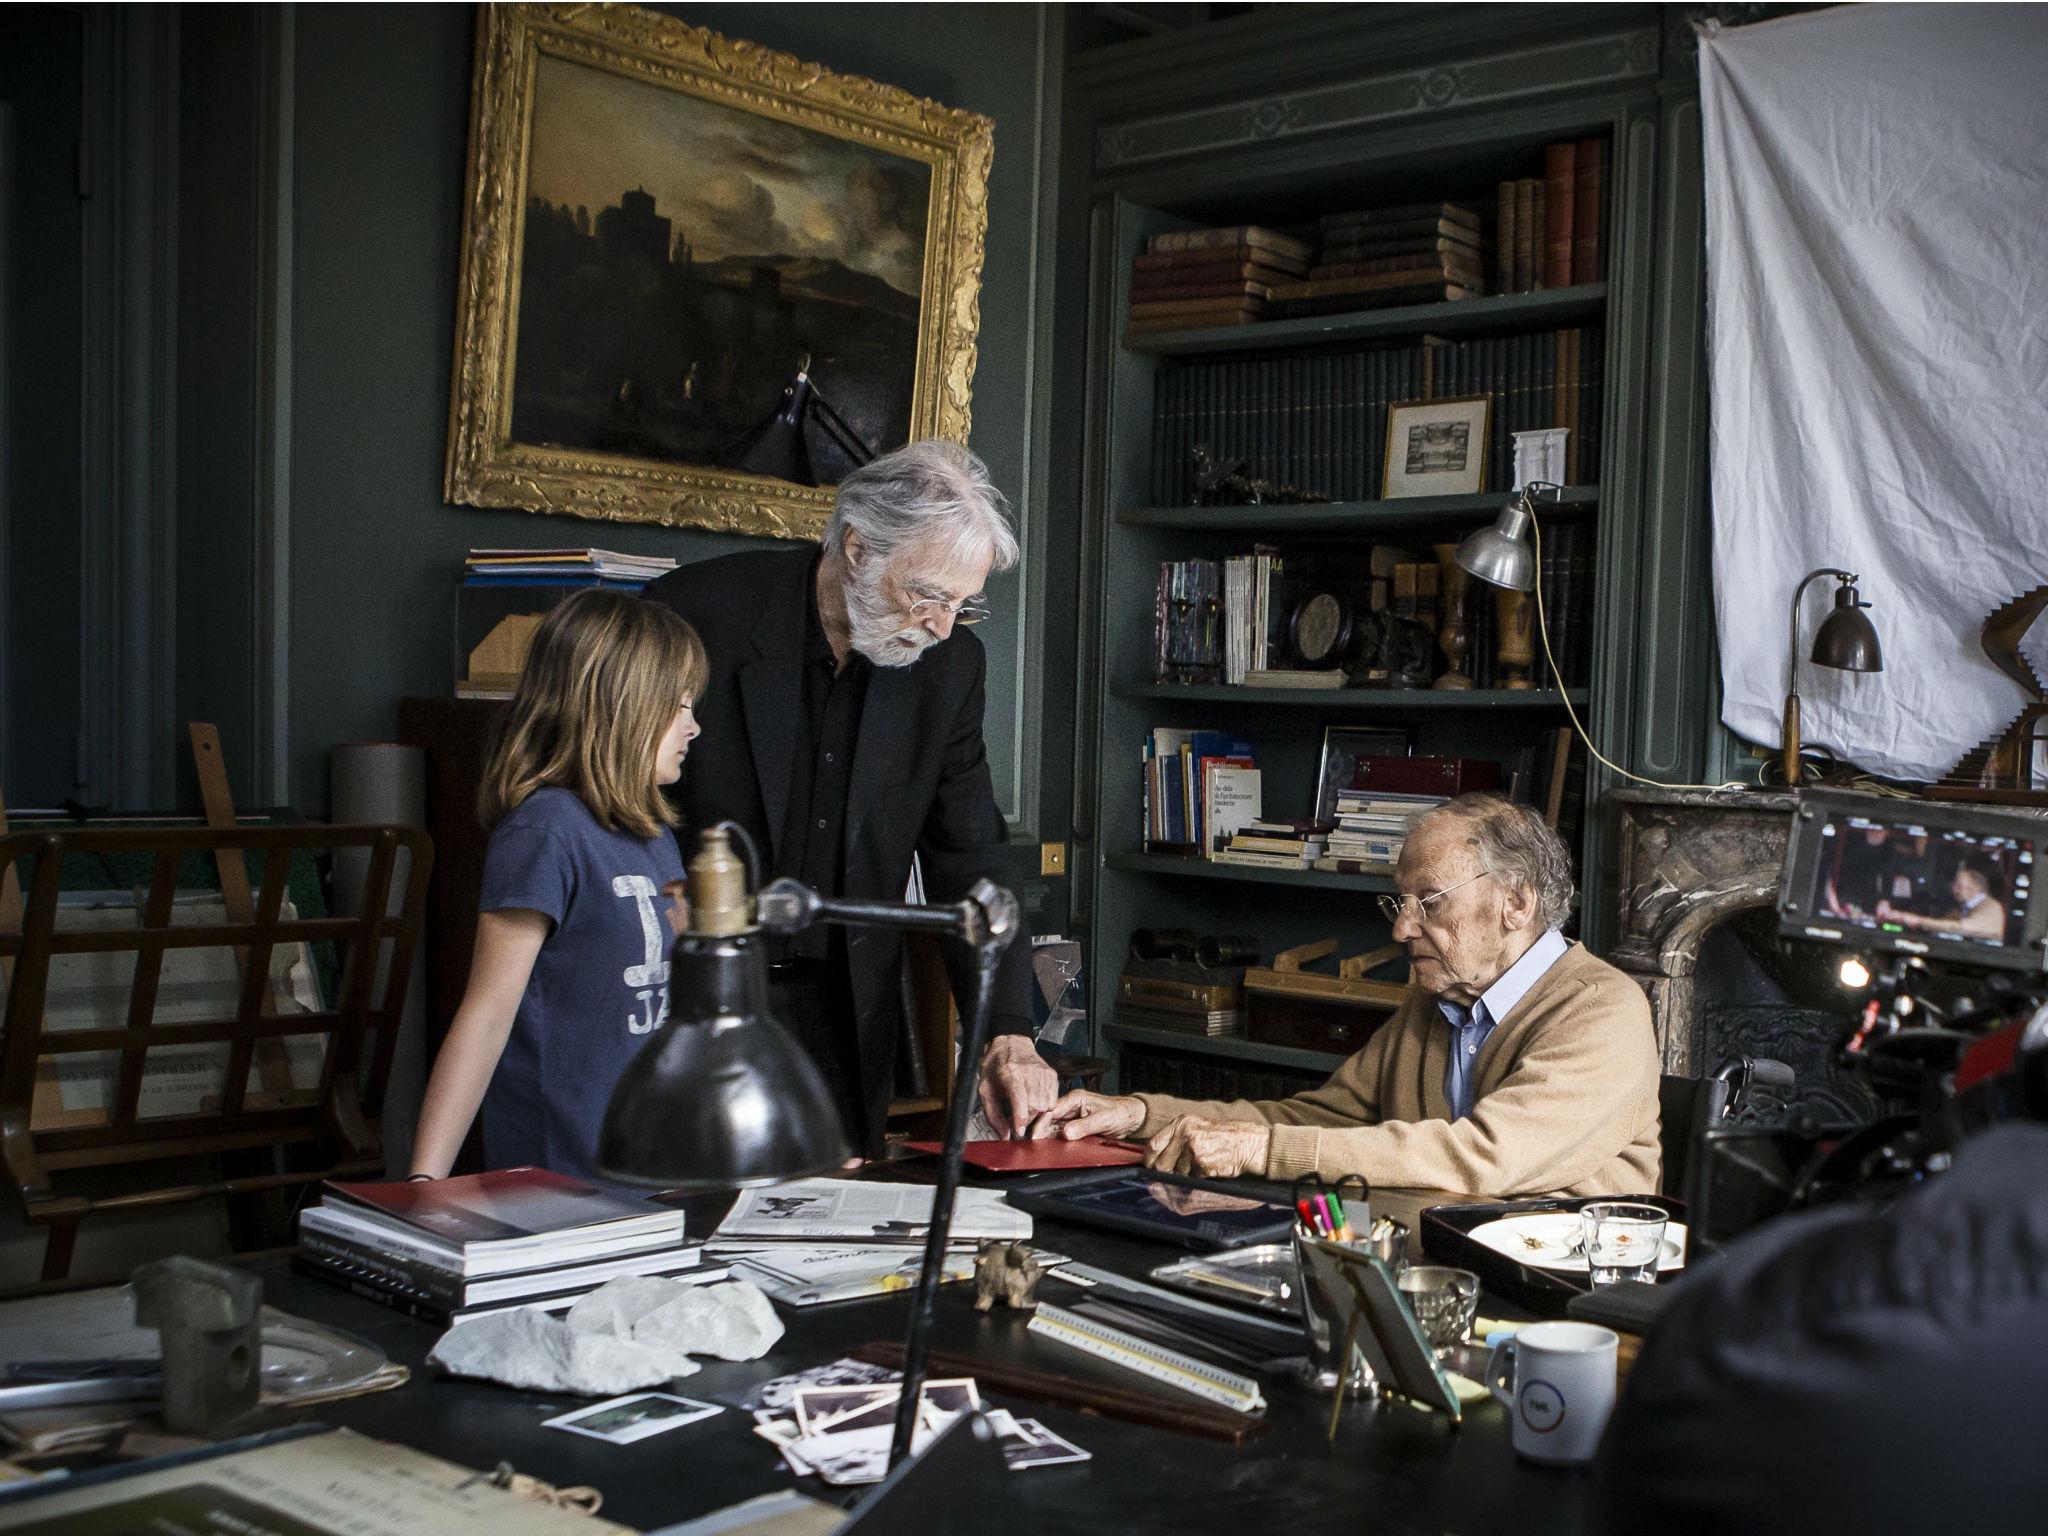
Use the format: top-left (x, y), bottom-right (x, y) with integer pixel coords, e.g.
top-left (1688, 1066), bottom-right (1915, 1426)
top-left (445, 4), bottom-right (993, 541)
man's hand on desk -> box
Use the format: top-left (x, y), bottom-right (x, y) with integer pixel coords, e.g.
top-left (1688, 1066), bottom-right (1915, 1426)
top-left (977, 1034), bottom-right (1060, 1138)
top-left (1145, 1115), bottom-right (1271, 1180)
top-left (1024, 1087), bottom-right (1146, 1142)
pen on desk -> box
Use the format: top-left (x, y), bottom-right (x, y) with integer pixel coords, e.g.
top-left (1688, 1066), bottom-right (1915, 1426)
top-left (1312, 1193), bottom-right (1335, 1236)
top-left (1326, 1189), bottom-right (1347, 1230)
top-left (1296, 1199), bottom-right (1319, 1231)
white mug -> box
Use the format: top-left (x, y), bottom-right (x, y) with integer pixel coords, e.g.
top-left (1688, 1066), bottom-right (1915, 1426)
top-left (1486, 1321), bottom-right (1618, 1465)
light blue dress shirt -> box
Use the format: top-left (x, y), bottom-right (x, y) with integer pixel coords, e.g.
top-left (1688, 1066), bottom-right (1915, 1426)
top-left (1434, 928), bottom-right (1571, 1120)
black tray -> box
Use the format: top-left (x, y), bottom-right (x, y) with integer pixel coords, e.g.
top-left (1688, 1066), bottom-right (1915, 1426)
top-left (1419, 1195), bottom-right (1686, 1316)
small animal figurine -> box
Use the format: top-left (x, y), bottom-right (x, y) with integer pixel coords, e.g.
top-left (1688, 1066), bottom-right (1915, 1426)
top-left (973, 1239), bottom-right (1044, 1312)
top-left (1187, 445), bottom-right (1330, 506)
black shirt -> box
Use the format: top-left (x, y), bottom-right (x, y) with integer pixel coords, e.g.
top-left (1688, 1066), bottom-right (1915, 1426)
top-left (778, 555), bottom-right (871, 963)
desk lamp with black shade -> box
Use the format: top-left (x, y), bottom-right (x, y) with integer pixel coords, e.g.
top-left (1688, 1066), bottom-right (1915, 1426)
top-left (596, 823), bottom-right (1018, 1478)
top-left (729, 355), bottom-right (877, 485)
top-left (1452, 484), bottom-right (1883, 791)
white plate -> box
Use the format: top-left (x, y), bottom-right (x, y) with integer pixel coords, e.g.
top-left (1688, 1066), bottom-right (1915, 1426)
top-left (1467, 1212), bottom-right (1687, 1274)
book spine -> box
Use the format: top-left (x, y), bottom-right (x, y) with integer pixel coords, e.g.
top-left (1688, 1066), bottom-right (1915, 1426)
top-left (1564, 328), bottom-right (1582, 485)
top-left (1128, 278), bottom-right (1274, 304)
top-left (1496, 181), bottom-right (1515, 294)
top-left (1573, 137), bottom-right (1604, 285)
top-left (298, 1229), bottom-right (463, 1305)
top-left (293, 1253), bottom-right (458, 1325)
top-left (1149, 226), bottom-right (1310, 261)
top-left (299, 1209), bottom-right (461, 1273)
top-left (1514, 180), bottom-right (1535, 293)
top-left (1543, 141), bottom-right (1576, 289)
top-left (1530, 179), bottom-right (1547, 291)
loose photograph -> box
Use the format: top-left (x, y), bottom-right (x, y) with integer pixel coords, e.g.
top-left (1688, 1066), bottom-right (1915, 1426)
top-left (543, 1392), bottom-right (724, 1444)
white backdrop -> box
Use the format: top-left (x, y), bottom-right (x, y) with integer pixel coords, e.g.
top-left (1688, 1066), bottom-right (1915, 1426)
top-left (1700, 5), bottom-right (2048, 780)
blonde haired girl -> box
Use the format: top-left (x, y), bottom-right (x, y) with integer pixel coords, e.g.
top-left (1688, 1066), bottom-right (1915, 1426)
top-left (410, 589), bottom-right (707, 1183)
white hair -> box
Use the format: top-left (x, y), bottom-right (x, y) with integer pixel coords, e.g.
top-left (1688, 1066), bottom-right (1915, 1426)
top-left (1425, 793), bottom-right (1577, 930)
top-left (823, 440), bottom-right (1020, 575)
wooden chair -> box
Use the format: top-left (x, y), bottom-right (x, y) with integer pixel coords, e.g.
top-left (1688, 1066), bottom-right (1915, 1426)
top-left (0, 823), bottom-right (431, 1281)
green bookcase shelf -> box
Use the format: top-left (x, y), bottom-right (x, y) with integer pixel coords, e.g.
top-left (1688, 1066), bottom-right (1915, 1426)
top-left (1106, 851), bottom-right (1397, 894)
top-left (1115, 683), bottom-right (1590, 711)
top-left (1123, 284), bottom-right (1608, 357)
top-left (1117, 488), bottom-right (1599, 536)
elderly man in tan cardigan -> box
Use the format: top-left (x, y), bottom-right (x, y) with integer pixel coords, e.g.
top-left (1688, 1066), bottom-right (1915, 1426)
top-left (1031, 794), bottom-right (1661, 1197)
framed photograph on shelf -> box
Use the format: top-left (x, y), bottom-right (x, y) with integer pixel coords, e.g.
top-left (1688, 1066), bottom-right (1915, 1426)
top-left (444, 4), bottom-right (993, 541)
top-left (1315, 726), bottom-right (1415, 825)
top-left (1382, 396), bottom-right (1492, 499)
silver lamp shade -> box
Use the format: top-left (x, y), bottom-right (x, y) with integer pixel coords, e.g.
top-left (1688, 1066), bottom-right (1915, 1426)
top-left (1453, 501), bottom-right (1538, 591)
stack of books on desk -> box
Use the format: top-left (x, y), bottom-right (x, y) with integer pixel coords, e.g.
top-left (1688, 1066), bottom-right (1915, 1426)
top-left (1316, 790), bottom-right (1445, 874)
top-left (463, 548), bottom-right (679, 588)
top-left (294, 1167), bottom-right (722, 1327)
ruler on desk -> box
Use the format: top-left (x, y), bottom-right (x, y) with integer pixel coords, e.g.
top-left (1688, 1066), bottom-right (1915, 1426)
top-left (1028, 1303), bottom-right (1266, 1413)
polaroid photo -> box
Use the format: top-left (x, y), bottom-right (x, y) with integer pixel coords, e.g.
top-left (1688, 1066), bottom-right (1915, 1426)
top-left (725, 1358), bottom-right (899, 1414)
top-left (789, 1425), bottom-right (894, 1487)
top-left (543, 1392), bottom-right (723, 1444)
top-left (1005, 1418), bottom-right (1092, 1469)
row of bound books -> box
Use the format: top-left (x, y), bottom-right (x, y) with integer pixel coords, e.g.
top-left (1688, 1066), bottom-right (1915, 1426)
top-left (294, 1166), bottom-right (723, 1327)
top-left (1530, 521), bottom-right (1596, 691)
top-left (464, 548), bottom-right (678, 588)
top-left (1141, 726), bottom-right (1261, 855)
top-left (1496, 138), bottom-right (1607, 295)
top-left (1149, 326), bottom-right (1604, 506)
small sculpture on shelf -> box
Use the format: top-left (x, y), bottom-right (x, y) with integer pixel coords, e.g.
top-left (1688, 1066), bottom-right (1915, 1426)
top-left (1187, 446), bottom-right (1331, 507)
top-left (1432, 542), bottom-right (1475, 689)
top-left (973, 1239), bottom-right (1044, 1312)
top-left (1381, 611), bottom-right (1438, 689)
top-left (1495, 589), bottom-right (1536, 690)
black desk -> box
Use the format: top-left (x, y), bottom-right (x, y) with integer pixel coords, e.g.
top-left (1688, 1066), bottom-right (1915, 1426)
top-left (260, 1193), bottom-right (1596, 1536)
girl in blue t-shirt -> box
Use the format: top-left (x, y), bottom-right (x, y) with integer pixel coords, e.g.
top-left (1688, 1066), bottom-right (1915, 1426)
top-left (409, 588), bottom-right (707, 1182)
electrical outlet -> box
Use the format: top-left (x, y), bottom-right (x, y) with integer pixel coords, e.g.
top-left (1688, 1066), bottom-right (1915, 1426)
top-left (1039, 841), bottom-right (1067, 876)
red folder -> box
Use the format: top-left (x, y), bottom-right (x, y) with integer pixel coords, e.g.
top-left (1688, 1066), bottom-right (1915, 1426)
top-left (901, 1136), bottom-right (1146, 1173)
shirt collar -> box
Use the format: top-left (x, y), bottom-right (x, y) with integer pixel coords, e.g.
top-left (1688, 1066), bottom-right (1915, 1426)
top-left (1474, 927), bottom-right (1571, 1030)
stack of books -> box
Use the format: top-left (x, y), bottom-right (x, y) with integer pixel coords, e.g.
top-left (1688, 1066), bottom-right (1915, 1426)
top-left (1496, 137), bottom-right (1606, 294)
top-left (1317, 791), bottom-right (1446, 874)
top-left (1269, 202), bottom-right (1485, 318)
top-left (1127, 226), bottom-right (1312, 337)
top-left (464, 548), bottom-right (679, 589)
top-left (1214, 817), bottom-right (1329, 871)
top-left (294, 1167), bottom-right (723, 1327)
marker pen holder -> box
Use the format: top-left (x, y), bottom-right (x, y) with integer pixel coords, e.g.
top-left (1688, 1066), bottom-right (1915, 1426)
top-left (1291, 1218), bottom-right (1406, 1396)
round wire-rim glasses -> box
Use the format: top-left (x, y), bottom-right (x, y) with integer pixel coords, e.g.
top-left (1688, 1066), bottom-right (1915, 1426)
top-left (1375, 867), bottom-right (1494, 925)
top-left (906, 588), bottom-right (991, 626)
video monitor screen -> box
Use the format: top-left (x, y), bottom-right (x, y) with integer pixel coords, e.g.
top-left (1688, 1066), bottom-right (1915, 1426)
top-left (1784, 794), bottom-right (2038, 968)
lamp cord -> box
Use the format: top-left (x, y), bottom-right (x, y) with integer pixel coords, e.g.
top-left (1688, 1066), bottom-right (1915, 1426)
top-left (1526, 503), bottom-right (1748, 793)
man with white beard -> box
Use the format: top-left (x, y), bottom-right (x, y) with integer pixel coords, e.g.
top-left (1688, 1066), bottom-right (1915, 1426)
top-left (644, 442), bottom-right (1056, 1156)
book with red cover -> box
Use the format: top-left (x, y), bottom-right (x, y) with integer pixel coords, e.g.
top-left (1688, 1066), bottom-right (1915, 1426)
top-left (901, 1137), bottom-right (1146, 1173)
top-left (1543, 140), bottom-right (1577, 289)
top-left (322, 1166), bottom-right (681, 1252)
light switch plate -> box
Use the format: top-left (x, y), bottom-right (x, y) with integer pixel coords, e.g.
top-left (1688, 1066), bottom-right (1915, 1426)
top-left (1039, 841), bottom-right (1067, 876)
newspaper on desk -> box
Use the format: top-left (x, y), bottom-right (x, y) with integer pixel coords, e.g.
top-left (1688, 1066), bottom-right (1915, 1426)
top-left (708, 1180), bottom-right (1030, 1248)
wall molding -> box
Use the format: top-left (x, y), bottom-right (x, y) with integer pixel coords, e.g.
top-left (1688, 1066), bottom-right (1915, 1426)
top-left (252, 4), bottom-right (294, 804)
top-left (1093, 24), bottom-right (1659, 171)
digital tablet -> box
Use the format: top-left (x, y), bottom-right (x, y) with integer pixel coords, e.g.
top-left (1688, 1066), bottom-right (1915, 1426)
top-left (1005, 1167), bottom-right (1297, 1251)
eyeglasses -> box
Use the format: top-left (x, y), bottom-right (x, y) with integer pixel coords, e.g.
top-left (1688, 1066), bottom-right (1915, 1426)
top-left (905, 585), bottom-right (990, 626)
top-left (1376, 868), bottom-right (1493, 925)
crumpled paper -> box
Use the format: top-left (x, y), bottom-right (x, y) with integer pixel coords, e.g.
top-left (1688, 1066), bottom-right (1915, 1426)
top-left (428, 1276), bottom-right (786, 1395)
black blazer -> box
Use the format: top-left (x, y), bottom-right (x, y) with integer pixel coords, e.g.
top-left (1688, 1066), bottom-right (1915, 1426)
top-left (644, 548), bottom-right (1032, 1135)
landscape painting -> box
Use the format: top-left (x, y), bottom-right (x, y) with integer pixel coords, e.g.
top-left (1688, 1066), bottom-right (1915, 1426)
top-left (512, 54), bottom-right (929, 484)
top-left (446, 6), bottom-right (992, 540)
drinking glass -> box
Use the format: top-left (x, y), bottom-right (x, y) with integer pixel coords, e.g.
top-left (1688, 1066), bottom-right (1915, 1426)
top-left (1578, 1202), bottom-right (1667, 1285)
top-left (1395, 1265), bottom-right (1480, 1349)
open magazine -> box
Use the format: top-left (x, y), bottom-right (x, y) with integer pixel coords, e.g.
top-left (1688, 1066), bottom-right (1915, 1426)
top-left (709, 1180), bottom-right (1031, 1247)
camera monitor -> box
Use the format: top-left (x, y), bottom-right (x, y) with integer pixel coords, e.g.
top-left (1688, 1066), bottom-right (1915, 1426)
top-left (1778, 790), bottom-right (2048, 973)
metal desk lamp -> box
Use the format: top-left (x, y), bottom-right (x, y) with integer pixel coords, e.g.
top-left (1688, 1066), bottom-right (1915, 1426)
top-left (1779, 568), bottom-right (1884, 785)
top-left (1452, 483), bottom-right (1771, 792)
top-left (728, 354), bottom-right (876, 485)
top-left (596, 823), bottom-right (1019, 1472)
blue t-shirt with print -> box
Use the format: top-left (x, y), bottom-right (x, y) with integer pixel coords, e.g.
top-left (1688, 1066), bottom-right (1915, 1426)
top-left (477, 786), bottom-right (685, 1183)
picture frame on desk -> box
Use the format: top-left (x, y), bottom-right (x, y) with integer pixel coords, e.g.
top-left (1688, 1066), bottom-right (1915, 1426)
top-left (443, 4), bottom-right (992, 541)
top-left (1382, 395), bottom-right (1492, 498)
top-left (1314, 726), bottom-right (1415, 826)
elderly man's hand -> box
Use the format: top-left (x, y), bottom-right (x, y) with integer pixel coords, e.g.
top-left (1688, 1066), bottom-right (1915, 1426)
top-left (1024, 1089), bottom-right (1146, 1142)
top-left (1144, 1115), bottom-right (1271, 1180)
top-left (977, 1035), bottom-right (1059, 1139)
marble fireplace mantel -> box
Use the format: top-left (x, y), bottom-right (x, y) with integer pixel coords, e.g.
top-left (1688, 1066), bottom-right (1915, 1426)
top-left (1607, 787), bottom-right (1799, 1076)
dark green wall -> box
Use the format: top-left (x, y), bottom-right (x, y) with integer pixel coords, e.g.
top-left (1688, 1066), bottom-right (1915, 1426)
top-left (289, 4), bottom-right (1067, 841)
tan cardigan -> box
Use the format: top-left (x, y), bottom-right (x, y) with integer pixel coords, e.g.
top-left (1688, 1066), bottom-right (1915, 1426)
top-left (1133, 942), bottom-right (1661, 1197)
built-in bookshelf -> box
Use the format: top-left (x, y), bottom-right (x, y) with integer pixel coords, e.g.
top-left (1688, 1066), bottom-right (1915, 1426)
top-left (1072, 36), bottom-right (1679, 1098)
